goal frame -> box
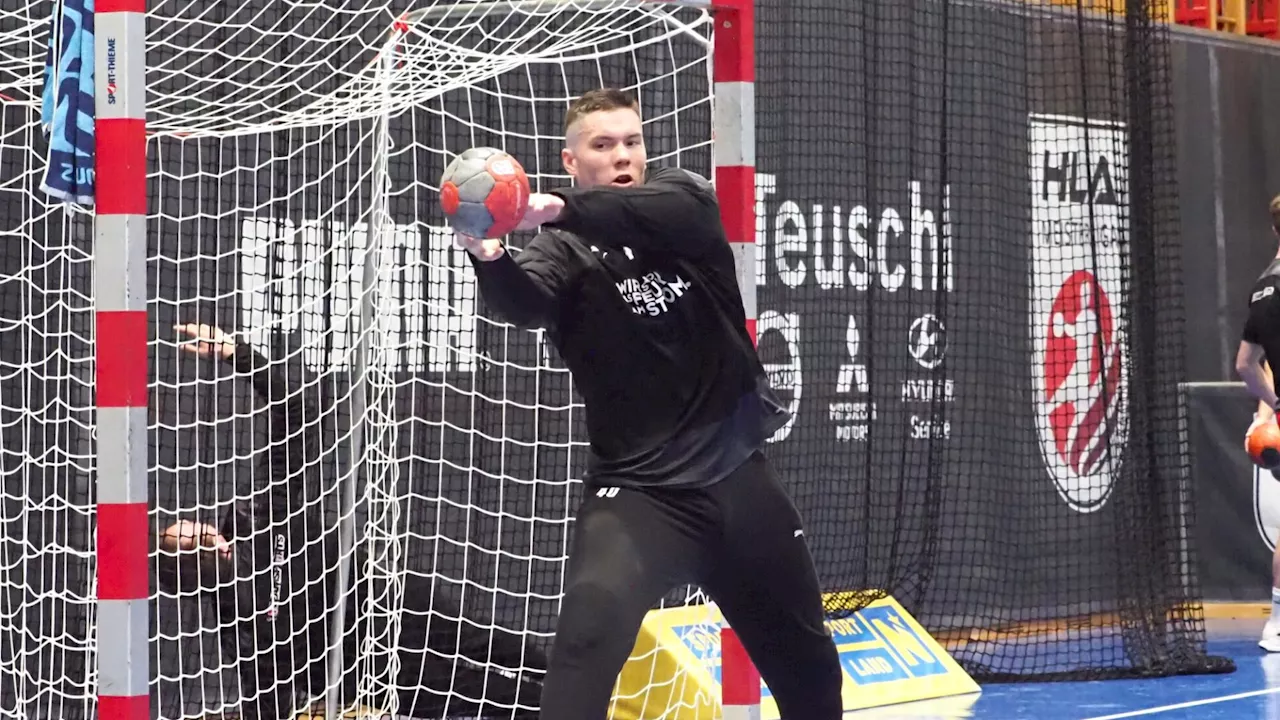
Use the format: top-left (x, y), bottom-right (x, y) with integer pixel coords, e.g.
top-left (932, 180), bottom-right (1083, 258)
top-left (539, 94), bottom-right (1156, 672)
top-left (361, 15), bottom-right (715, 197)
top-left (90, 1), bottom-right (755, 719)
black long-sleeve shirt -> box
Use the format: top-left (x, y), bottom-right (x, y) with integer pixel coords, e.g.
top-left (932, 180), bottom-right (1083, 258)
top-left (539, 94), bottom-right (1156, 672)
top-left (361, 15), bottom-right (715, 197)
top-left (469, 166), bottom-right (789, 489)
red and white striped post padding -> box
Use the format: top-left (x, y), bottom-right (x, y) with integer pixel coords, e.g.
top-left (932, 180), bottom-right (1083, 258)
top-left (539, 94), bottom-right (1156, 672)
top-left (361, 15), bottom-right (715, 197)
top-left (650, 0), bottom-right (754, 341)
top-left (710, 0), bottom-right (757, 345)
top-left (94, 0), bottom-right (150, 718)
top-left (708, 0), bottom-right (763, 706)
top-left (706, 1), bottom-right (764, 708)
top-left (721, 626), bottom-right (762, 720)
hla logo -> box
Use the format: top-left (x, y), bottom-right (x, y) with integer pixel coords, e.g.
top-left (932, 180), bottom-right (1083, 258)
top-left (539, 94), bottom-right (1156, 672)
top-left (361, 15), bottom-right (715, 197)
top-left (239, 218), bottom-right (479, 374)
top-left (1029, 114), bottom-right (1131, 514)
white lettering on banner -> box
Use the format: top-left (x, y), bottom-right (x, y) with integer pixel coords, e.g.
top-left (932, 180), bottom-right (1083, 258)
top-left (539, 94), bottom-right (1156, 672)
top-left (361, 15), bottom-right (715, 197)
top-left (754, 174), bottom-right (953, 293)
top-left (910, 415), bottom-right (951, 440)
top-left (757, 310), bottom-right (802, 443)
top-left (239, 218), bottom-right (476, 374)
top-left (901, 379), bottom-right (954, 404)
top-left (1028, 114), bottom-right (1131, 514)
top-left (754, 174), bottom-right (954, 444)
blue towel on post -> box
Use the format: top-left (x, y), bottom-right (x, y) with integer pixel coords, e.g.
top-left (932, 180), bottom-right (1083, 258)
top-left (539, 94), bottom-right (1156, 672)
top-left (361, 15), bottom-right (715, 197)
top-left (40, 0), bottom-right (97, 206)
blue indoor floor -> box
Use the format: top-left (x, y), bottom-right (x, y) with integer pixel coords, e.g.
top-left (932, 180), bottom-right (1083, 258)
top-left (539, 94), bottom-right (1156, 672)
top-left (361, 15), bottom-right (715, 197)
top-left (846, 617), bottom-right (1280, 720)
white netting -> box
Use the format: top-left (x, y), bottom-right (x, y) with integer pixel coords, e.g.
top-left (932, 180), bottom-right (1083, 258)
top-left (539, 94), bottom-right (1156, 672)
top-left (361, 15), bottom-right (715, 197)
top-left (1, 4), bottom-right (97, 720)
top-left (0, 1), bottom-right (718, 718)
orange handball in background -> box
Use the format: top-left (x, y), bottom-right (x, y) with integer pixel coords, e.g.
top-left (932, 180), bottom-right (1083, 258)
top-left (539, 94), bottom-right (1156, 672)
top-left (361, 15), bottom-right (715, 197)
top-left (439, 147), bottom-right (530, 239)
top-left (1247, 420), bottom-right (1280, 469)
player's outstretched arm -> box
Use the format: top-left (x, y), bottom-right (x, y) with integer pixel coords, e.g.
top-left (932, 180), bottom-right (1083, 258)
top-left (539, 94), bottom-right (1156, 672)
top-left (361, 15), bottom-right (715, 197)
top-left (540, 167), bottom-right (726, 258)
top-left (174, 323), bottom-right (320, 440)
top-left (457, 231), bottom-right (578, 329)
top-left (173, 323), bottom-right (324, 521)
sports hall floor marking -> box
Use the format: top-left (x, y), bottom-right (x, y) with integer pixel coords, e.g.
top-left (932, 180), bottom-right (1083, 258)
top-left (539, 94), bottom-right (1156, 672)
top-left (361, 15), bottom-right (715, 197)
top-left (1078, 686), bottom-right (1280, 719)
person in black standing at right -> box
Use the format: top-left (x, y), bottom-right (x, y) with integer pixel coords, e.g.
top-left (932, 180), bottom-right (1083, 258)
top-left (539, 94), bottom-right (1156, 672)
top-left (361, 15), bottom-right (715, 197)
top-left (1237, 195), bottom-right (1280, 654)
top-left (453, 88), bottom-right (844, 719)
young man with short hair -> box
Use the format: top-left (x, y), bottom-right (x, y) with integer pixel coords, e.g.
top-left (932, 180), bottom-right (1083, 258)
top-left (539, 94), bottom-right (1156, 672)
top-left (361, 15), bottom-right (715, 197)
top-left (456, 88), bottom-right (844, 719)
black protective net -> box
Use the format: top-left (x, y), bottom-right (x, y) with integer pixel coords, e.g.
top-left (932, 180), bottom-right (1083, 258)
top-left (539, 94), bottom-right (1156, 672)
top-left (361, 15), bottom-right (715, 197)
top-left (753, 0), bottom-right (1232, 681)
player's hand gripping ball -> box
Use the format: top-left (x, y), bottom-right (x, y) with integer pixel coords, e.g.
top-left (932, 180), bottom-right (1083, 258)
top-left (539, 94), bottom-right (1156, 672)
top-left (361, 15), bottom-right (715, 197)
top-left (439, 147), bottom-right (530, 239)
top-left (1247, 418), bottom-right (1280, 469)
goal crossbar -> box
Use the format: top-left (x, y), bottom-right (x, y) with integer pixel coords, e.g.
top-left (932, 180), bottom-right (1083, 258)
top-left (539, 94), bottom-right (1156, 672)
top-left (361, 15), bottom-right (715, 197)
top-left (402, 0), bottom-right (717, 23)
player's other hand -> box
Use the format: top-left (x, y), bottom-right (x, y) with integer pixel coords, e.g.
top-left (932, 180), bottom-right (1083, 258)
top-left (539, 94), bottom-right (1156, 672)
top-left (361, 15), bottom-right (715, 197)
top-left (514, 193), bottom-right (565, 232)
top-left (455, 232), bottom-right (506, 262)
top-left (1248, 412), bottom-right (1277, 453)
top-left (160, 520), bottom-right (233, 561)
top-left (174, 322), bottom-right (236, 360)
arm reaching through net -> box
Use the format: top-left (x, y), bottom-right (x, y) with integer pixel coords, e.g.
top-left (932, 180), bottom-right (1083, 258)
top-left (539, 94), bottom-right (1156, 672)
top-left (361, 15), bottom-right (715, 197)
top-left (1251, 362), bottom-right (1278, 434)
top-left (227, 338), bottom-right (323, 490)
top-left (172, 322), bottom-right (323, 542)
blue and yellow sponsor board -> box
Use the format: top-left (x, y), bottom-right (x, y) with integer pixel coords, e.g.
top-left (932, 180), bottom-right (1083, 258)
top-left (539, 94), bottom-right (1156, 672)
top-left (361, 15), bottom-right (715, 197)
top-left (610, 593), bottom-right (980, 720)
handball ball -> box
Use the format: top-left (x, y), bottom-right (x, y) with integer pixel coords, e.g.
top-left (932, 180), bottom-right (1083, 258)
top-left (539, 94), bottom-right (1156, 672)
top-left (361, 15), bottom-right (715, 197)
top-left (1248, 421), bottom-right (1280, 469)
top-left (439, 147), bottom-right (530, 239)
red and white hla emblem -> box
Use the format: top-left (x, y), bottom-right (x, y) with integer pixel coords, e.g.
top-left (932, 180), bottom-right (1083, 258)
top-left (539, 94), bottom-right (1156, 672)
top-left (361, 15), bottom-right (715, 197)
top-left (1029, 113), bottom-right (1131, 513)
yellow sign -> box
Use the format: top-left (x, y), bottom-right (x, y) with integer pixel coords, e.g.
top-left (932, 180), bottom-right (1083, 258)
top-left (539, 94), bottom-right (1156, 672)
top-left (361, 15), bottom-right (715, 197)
top-left (610, 594), bottom-right (980, 720)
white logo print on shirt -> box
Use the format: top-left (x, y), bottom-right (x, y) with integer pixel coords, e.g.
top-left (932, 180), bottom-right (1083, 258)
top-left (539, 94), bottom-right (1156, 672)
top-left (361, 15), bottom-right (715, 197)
top-left (616, 271), bottom-right (693, 317)
top-left (590, 244), bottom-right (692, 317)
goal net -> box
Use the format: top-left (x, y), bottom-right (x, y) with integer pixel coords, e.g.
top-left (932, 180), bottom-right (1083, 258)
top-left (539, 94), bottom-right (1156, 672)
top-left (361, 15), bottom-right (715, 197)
top-left (2, 0), bottom-right (721, 718)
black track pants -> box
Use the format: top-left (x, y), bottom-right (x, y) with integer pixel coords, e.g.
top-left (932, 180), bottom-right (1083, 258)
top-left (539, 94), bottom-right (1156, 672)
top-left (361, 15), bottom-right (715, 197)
top-left (538, 452), bottom-right (843, 720)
